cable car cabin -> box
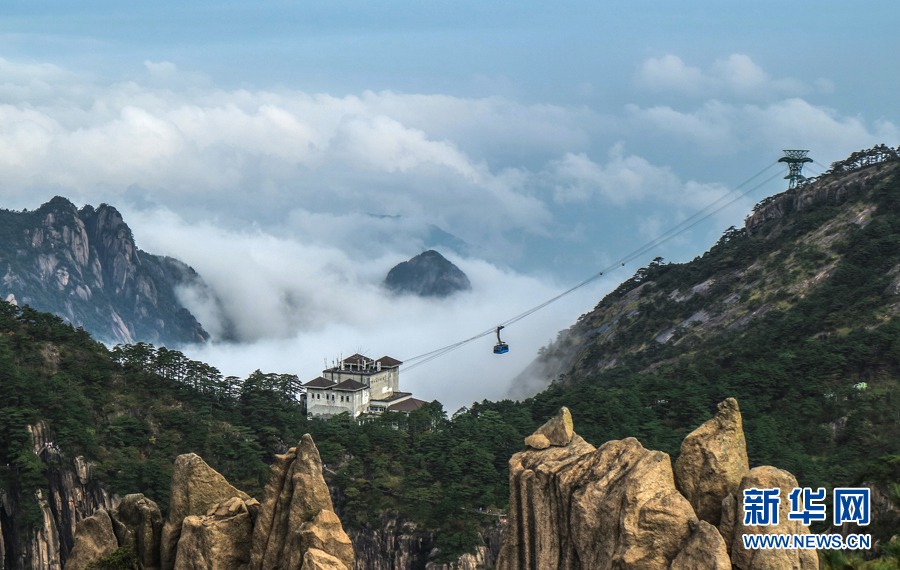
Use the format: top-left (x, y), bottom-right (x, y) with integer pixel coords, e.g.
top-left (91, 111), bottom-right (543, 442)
top-left (493, 325), bottom-right (509, 354)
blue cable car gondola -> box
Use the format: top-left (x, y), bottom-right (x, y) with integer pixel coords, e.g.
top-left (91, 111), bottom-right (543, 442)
top-left (493, 326), bottom-right (509, 354)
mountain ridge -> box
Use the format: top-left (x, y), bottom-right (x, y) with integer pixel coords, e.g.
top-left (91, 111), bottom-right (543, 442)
top-left (0, 196), bottom-right (209, 346)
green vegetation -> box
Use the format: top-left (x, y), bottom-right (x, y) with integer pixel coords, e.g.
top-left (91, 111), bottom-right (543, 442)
top-left (0, 301), bottom-right (526, 561)
top-left (86, 546), bottom-right (137, 570)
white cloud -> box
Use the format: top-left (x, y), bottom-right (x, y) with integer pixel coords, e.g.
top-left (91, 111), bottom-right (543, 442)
top-left (626, 97), bottom-right (899, 160)
top-left (637, 53), bottom-right (806, 100)
top-left (124, 206), bottom-right (604, 412)
top-left (0, 65), bottom-right (564, 258)
top-left (548, 144), bottom-right (681, 205)
top-left (637, 54), bottom-right (707, 96)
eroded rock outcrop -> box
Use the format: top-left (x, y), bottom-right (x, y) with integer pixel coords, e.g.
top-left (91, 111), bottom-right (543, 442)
top-left (16, 433), bottom-right (354, 570)
top-left (15, 422), bottom-right (120, 570)
top-left (727, 467), bottom-right (819, 570)
top-left (670, 520), bottom-right (732, 570)
top-left (114, 494), bottom-right (163, 570)
top-left (250, 434), bottom-right (354, 570)
top-left (64, 510), bottom-right (117, 570)
top-left (174, 497), bottom-right (258, 570)
top-left (348, 515), bottom-right (505, 570)
top-left (498, 399), bottom-right (817, 570)
top-left (160, 454), bottom-right (252, 570)
top-left (675, 397), bottom-right (749, 526)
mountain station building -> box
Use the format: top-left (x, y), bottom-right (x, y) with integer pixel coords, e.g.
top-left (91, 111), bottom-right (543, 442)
top-left (302, 353), bottom-right (427, 418)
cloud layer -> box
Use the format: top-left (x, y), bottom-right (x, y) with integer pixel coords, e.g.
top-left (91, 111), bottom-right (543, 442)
top-left (1, 53), bottom-right (897, 410)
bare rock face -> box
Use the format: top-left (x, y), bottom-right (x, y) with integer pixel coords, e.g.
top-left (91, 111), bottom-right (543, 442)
top-left (21, 422), bottom-right (119, 570)
top-left (674, 397), bottom-right (749, 526)
top-left (113, 493), bottom-right (163, 570)
top-left (498, 409), bottom-right (725, 570)
top-left (160, 453), bottom-right (251, 570)
top-left (670, 520), bottom-right (732, 570)
top-left (250, 434), bottom-right (354, 570)
top-left (0, 196), bottom-right (209, 346)
top-left (522, 433), bottom-right (551, 450)
top-left (728, 466), bottom-right (819, 570)
top-left (498, 400), bottom-right (820, 570)
top-left (565, 438), bottom-right (701, 569)
top-left (174, 497), bottom-right (257, 570)
top-left (530, 406), bottom-right (574, 447)
top-left (303, 547), bottom-right (350, 570)
top-left (64, 509), bottom-right (118, 570)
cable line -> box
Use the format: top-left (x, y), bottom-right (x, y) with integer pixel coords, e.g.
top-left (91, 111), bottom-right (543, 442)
top-left (401, 159), bottom-right (784, 373)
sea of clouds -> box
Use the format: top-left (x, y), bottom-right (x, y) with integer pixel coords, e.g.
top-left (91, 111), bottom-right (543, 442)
top-left (1, 53), bottom-right (896, 411)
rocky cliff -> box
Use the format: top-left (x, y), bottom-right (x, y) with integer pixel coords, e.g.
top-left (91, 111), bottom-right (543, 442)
top-left (496, 400), bottom-right (819, 570)
top-left (2, 429), bottom-right (352, 570)
top-left (0, 421), bottom-right (119, 570)
top-left (349, 517), bottom-right (504, 570)
top-left (384, 250), bottom-right (471, 298)
top-left (0, 196), bottom-right (209, 346)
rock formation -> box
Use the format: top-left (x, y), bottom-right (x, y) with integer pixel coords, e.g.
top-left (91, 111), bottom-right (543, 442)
top-left (64, 510), bottom-right (118, 570)
top-left (250, 434), bottom-right (353, 570)
top-left (497, 398), bottom-right (817, 570)
top-left (58, 434), bottom-right (353, 570)
top-left (348, 515), bottom-right (505, 570)
top-left (174, 497), bottom-right (257, 570)
top-left (0, 421), bottom-right (120, 570)
top-left (114, 494), bottom-right (164, 570)
top-left (725, 467), bottom-right (818, 570)
top-left (674, 397), bottom-right (749, 526)
top-left (160, 453), bottom-right (252, 569)
top-left (384, 250), bottom-right (472, 298)
top-left (0, 196), bottom-right (209, 345)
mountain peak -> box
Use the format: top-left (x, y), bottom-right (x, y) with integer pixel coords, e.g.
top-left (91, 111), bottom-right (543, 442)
top-left (37, 195), bottom-right (78, 213)
top-left (0, 197), bottom-right (209, 346)
top-left (384, 250), bottom-right (472, 298)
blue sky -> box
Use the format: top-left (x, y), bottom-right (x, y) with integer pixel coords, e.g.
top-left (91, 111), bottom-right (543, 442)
top-left (2, 1), bottom-right (898, 408)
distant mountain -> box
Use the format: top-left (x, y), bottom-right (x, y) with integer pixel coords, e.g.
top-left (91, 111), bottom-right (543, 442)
top-left (384, 250), bottom-right (472, 297)
top-left (0, 196), bottom-right (209, 345)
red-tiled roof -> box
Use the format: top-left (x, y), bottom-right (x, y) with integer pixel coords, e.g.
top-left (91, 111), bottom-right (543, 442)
top-left (304, 377), bottom-right (336, 388)
top-left (387, 398), bottom-right (428, 413)
top-left (376, 356), bottom-right (403, 367)
top-left (333, 379), bottom-right (367, 391)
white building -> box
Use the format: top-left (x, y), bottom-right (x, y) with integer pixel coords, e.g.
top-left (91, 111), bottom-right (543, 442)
top-left (303, 353), bottom-right (426, 418)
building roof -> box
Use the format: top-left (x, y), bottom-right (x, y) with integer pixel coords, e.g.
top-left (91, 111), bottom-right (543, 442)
top-left (323, 353), bottom-right (403, 375)
top-left (376, 356), bottom-right (403, 368)
top-left (333, 379), bottom-right (367, 391)
top-left (387, 398), bottom-right (428, 413)
top-left (371, 391), bottom-right (412, 403)
top-left (343, 353), bottom-right (372, 364)
top-left (304, 376), bottom-right (336, 388)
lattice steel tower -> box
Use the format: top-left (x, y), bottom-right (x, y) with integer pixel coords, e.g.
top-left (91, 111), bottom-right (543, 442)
top-left (778, 150), bottom-right (813, 189)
